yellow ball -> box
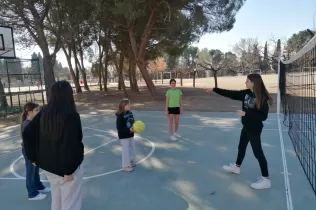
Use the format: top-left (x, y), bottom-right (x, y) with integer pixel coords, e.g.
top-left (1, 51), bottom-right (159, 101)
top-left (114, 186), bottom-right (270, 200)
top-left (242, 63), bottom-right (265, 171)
top-left (133, 120), bottom-right (145, 133)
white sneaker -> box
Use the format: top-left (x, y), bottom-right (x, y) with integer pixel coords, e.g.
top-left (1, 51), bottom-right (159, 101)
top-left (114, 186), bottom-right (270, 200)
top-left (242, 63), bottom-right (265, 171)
top-left (29, 193), bottom-right (47, 200)
top-left (223, 163), bottom-right (241, 174)
top-left (39, 187), bottom-right (51, 193)
top-left (251, 177), bottom-right (271, 190)
top-left (170, 136), bottom-right (177, 141)
top-left (174, 133), bottom-right (182, 138)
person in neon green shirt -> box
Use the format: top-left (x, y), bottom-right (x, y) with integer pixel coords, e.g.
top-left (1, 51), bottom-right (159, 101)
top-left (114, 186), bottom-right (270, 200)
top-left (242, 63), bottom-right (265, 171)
top-left (165, 79), bottom-right (183, 141)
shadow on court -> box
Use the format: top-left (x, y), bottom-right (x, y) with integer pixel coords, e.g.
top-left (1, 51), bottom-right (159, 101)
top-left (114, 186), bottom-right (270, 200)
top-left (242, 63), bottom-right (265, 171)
top-left (0, 111), bottom-right (315, 210)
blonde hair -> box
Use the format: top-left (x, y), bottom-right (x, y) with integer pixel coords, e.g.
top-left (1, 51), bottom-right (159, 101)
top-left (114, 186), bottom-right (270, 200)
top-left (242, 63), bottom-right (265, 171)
top-left (116, 98), bottom-right (130, 115)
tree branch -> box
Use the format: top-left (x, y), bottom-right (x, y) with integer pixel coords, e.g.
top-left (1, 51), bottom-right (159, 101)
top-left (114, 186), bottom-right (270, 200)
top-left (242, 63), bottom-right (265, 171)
top-left (39, 0), bottom-right (52, 23)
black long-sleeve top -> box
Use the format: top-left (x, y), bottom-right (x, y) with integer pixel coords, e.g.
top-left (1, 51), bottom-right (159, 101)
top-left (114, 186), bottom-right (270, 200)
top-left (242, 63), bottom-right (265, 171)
top-left (213, 88), bottom-right (269, 128)
top-left (116, 111), bottom-right (135, 139)
top-left (22, 111), bottom-right (84, 177)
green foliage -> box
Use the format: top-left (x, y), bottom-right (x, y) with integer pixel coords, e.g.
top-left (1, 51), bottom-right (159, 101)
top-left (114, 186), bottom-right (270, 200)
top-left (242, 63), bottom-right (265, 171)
top-left (261, 42), bottom-right (269, 72)
top-left (286, 29), bottom-right (315, 54)
top-left (272, 39), bottom-right (281, 73)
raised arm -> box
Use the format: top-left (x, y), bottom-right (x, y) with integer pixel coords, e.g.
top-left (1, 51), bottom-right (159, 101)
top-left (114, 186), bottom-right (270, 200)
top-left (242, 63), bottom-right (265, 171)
top-left (207, 87), bottom-right (248, 101)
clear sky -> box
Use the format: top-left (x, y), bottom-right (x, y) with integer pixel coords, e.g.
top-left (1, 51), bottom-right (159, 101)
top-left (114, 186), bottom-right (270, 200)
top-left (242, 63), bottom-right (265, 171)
top-left (14, 0), bottom-right (316, 68)
top-left (194, 0), bottom-right (316, 52)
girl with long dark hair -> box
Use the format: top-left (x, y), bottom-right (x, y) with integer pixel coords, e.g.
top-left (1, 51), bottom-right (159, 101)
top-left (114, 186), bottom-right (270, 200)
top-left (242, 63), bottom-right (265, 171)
top-left (23, 81), bottom-right (84, 210)
top-left (206, 73), bottom-right (273, 190)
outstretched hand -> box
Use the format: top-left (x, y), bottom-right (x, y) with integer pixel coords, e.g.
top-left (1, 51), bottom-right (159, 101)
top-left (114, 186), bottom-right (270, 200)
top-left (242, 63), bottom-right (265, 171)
top-left (205, 88), bottom-right (213, 93)
top-left (236, 110), bottom-right (246, 117)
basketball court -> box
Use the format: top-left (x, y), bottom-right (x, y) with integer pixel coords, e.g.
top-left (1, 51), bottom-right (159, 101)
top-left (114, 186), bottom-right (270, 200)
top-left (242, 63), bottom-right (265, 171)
top-left (0, 110), bottom-right (315, 210)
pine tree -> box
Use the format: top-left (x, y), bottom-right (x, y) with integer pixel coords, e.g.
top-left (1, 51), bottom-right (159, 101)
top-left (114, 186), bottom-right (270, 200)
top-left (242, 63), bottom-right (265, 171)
top-left (261, 42), bottom-right (269, 73)
top-left (272, 39), bottom-right (281, 73)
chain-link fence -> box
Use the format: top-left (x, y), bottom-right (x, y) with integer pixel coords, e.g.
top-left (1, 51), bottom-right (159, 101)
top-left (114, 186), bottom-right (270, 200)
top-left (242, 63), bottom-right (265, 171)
top-left (0, 58), bottom-right (45, 117)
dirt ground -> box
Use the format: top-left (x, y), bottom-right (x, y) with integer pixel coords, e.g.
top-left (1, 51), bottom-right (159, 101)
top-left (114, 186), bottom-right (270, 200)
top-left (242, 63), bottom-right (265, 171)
top-left (0, 74), bottom-right (278, 128)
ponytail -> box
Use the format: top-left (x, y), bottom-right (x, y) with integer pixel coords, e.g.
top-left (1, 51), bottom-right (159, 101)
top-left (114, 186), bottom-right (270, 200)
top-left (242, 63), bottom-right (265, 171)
top-left (20, 111), bottom-right (27, 136)
top-left (20, 102), bottom-right (39, 136)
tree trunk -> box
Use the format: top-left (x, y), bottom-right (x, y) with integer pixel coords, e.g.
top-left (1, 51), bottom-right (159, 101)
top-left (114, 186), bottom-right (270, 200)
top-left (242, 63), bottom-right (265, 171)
top-left (118, 49), bottom-right (128, 97)
top-left (103, 60), bottom-right (108, 92)
top-left (137, 60), bottom-right (158, 98)
top-left (74, 55), bottom-right (89, 91)
top-left (42, 54), bottom-right (56, 99)
top-left (180, 73), bottom-right (183, 86)
top-left (0, 78), bottom-right (8, 108)
top-left (127, 4), bottom-right (159, 99)
top-left (75, 60), bottom-right (81, 93)
top-left (78, 45), bottom-right (90, 91)
top-left (98, 45), bottom-right (103, 91)
top-left (128, 59), bottom-right (133, 89)
top-left (100, 63), bottom-right (105, 90)
top-left (103, 50), bottom-right (109, 92)
top-left (193, 71), bottom-right (196, 87)
top-left (62, 47), bottom-right (82, 94)
top-left (131, 58), bottom-right (139, 93)
top-left (213, 70), bottom-right (218, 88)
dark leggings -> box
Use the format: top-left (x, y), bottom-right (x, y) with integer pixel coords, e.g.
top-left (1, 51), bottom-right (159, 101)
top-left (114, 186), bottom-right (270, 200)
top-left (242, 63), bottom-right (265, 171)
top-left (236, 126), bottom-right (269, 177)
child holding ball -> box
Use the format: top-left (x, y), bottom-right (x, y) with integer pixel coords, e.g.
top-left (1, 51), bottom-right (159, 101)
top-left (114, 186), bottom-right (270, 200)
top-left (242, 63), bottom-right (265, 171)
top-left (116, 98), bottom-right (136, 172)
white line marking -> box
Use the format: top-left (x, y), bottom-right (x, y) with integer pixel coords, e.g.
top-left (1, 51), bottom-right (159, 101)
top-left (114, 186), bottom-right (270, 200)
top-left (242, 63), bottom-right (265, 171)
top-left (277, 113), bottom-right (293, 210)
top-left (277, 62), bottom-right (293, 210)
top-left (0, 124), bottom-right (20, 132)
top-left (4, 135), bottom-right (155, 181)
top-left (0, 121), bottom-right (106, 142)
top-left (142, 122), bottom-right (287, 131)
top-left (84, 112), bottom-right (280, 121)
top-left (0, 148), bottom-right (22, 157)
top-left (0, 135), bottom-right (102, 158)
top-left (83, 136), bottom-right (155, 179)
top-left (0, 135), bottom-right (20, 142)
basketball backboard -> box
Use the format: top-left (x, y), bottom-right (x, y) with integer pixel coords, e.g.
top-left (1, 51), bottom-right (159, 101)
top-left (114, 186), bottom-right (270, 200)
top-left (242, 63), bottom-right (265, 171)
top-left (0, 26), bottom-right (16, 59)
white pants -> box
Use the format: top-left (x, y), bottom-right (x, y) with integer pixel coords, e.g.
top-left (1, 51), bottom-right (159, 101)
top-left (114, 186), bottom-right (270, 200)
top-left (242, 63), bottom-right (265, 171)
top-left (45, 166), bottom-right (83, 210)
top-left (120, 137), bottom-right (135, 168)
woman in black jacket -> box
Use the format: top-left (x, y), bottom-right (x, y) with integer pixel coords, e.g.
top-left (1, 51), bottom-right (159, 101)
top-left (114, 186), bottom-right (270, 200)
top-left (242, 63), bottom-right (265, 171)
top-left (206, 73), bottom-right (273, 190)
top-left (23, 81), bottom-right (84, 210)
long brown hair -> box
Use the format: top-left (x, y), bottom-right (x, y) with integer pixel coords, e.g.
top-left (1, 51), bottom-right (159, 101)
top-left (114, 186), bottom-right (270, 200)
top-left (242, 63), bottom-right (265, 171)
top-left (21, 101), bottom-right (39, 135)
top-left (116, 98), bottom-right (130, 115)
top-left (247, 73), bottom-right (273, 109)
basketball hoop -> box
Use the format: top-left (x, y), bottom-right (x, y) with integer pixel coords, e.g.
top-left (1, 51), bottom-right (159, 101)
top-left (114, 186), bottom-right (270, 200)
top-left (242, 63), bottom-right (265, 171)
top-left (0, 26), bottom-right (16, 59)
top-left (0, 48), bottom-right (14, 57)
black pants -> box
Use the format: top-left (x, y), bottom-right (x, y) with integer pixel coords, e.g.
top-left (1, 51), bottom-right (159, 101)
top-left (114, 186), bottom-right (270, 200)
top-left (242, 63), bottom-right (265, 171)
top-left (236, 126), bottom-right (269, 177)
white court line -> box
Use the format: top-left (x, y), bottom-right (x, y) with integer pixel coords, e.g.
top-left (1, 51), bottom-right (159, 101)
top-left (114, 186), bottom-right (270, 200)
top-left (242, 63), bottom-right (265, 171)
top-left (0, 121), bottom-right (108, 158)
top-left (0, 148), bottom-right (21, 157)
top-left (142, 122), bottom-right (288, 131)
top-left (0, 124), bottom-right (20, 132)
top-left (7, 139), bottom-right (117, 181)
top-left (5, 136), bottom-right (155, 181)
top-left (0, 135), bottom-right (20, 142)
top-left (277, 115), bottom-right (293, 210)
top-left (277, 62), bottom-right (293, 210)
top-left (0, 121), bottom-right (106, 142)
top-left (87, 112), bottom-right (280, 121)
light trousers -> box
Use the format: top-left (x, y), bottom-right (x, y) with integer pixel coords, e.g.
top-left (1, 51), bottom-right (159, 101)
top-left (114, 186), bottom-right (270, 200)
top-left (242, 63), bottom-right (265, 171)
top-left (45, 165), bottom-right (83, 210)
